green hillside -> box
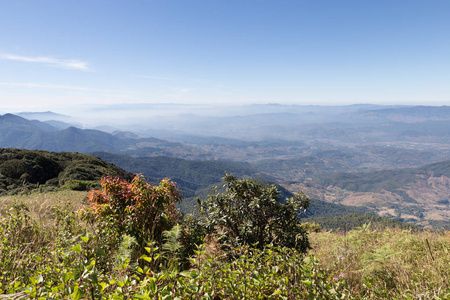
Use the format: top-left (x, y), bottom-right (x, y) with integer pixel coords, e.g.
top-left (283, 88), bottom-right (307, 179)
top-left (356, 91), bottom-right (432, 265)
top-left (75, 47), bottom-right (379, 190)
top-left (90, 152), bottom-right (258, 187)
top-left (0, 148), bottom-right (132, 195)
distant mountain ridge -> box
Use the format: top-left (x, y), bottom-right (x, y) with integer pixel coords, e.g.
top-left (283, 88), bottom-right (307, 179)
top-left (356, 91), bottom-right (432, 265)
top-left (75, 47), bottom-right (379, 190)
top-left (0, 113), bottom-right (205, 157)
top-left (16, 111), bottom-right (69, 121)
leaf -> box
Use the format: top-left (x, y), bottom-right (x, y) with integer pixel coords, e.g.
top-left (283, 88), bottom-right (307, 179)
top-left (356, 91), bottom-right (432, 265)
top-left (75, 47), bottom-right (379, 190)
top-left (140, 255), bottom-right (152, 263)
top-left (72, 286), bottom-right (82, 300)
top-left (63, 272), bottom-right (72, 283)
top-left (134, 295), bottom-right (151, 299)
top-left (99, 282), bottom-right (108, 292)
top-left (149, 279), bottom-right (157, 294)
top-left (271, 289), bottom-right (283, 296)
top-left (96, 247), bottom-right (107, 257)
top-left (71, 244), bottom-right (83, 254)
top-left (179, 271), bottom-right (191, 278)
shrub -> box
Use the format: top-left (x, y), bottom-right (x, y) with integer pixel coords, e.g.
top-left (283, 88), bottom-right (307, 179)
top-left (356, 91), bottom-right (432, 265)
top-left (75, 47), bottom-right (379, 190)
top-left (197, 173), bottom-right (311, 252)
top-left (81, 174), bottom-right (182, 252)
top-left (61, 179), bottom-right (99, 191)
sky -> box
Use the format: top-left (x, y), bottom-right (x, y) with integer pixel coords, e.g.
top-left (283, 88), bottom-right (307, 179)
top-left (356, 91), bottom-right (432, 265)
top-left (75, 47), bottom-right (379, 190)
top-left (1, 0), bottom-right (450, 114)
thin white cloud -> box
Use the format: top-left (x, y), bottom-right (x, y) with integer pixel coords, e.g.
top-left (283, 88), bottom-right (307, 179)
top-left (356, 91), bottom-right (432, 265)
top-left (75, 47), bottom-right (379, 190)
top-left (0, 54), bottom-right (89, 70)
top-left (132, 74), bottom-right (177, 81)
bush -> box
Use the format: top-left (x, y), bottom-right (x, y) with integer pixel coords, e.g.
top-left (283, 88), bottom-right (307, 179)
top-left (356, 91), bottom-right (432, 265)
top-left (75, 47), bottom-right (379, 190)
top-left (61, 180), bottom-right (99, 191)
top-left (81, 174), bottom-right (182, 253)
top-left (197, 173), bottom-right (311, 252)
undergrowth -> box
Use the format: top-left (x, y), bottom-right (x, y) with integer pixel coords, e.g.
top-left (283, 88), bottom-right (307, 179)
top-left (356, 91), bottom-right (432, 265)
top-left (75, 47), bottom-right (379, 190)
top-left (0, 202), bottom-right (349, 299)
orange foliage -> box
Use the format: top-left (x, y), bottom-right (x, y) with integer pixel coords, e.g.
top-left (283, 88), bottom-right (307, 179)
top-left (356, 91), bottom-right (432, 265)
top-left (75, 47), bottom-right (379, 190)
top-left (84, 174), bottom-right (182, 244)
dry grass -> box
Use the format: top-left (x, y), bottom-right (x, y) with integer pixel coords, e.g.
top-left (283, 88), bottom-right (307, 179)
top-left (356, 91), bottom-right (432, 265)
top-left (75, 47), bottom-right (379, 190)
top-left (309, 226), bottom-right (450, 298)
top-left (0, 190), bottom-right (88, 222)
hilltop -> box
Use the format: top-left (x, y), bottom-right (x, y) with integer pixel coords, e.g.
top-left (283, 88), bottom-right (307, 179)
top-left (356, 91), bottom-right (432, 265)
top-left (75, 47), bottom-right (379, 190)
top-left (0, 148), bottom-right (132, 195)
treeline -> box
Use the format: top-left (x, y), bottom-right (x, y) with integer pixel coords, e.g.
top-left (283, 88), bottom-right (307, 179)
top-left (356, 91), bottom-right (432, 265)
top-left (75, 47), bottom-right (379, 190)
top-left (305, 213), bottom-right (421, 231)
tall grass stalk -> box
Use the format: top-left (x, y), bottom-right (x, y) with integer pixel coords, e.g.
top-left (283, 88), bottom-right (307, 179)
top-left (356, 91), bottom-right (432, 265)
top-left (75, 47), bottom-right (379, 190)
top-left (309, 225), bottom-right (450, 298)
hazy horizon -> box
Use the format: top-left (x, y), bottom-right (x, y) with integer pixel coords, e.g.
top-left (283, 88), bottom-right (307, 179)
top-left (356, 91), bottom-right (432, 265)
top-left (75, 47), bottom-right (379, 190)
top-left (1, 102), bottom-right (448, 135)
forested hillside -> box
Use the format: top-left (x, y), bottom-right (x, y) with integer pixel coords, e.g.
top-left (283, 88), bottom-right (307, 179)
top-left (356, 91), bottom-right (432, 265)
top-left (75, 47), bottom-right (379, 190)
top-left (0, 148), bottom-right (132, 195)
top-left (313, 160), bottom-right (450, 192)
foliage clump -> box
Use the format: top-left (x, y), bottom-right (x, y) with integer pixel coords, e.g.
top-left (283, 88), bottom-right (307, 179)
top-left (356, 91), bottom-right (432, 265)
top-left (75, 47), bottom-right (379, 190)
top-left (82, 174), bottom-right (182, 251)
top-left (197, 173), bottom-right (311, 252)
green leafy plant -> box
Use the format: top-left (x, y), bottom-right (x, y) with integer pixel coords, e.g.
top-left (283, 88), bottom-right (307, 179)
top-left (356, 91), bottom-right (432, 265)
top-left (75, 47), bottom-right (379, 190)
top-left (197, 173), bottom-right (311, 252)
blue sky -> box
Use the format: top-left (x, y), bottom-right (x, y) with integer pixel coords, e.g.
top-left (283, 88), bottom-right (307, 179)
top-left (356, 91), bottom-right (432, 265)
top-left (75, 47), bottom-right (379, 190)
top-left (1, 0), bottom-right (450, 113)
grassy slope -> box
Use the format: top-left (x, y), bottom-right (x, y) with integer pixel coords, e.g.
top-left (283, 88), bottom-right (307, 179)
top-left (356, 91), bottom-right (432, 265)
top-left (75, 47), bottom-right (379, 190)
top-left (309, 226), bottom-right (450, 298)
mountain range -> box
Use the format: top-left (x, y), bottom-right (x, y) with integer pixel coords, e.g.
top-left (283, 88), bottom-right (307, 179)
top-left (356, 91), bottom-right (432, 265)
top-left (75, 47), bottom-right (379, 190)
top-left (0, 113), bottom-right (203, 157)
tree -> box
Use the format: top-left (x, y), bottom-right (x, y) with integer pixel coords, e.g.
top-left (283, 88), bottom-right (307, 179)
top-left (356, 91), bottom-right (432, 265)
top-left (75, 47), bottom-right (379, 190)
top-left (197, 173), bottom-right (311, 252)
